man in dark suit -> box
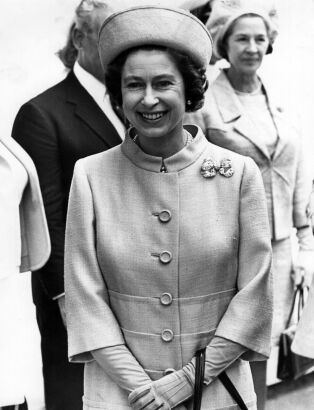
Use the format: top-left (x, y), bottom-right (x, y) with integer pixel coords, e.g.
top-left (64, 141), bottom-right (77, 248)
top-left (12, 1), bottom-right (125, 409)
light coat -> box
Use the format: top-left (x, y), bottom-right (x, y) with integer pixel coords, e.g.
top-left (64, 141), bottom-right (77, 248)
top-left (0, 137), bottom-right (50, 272)
top-left (0, 137), bottom-right (50, 406)
top-left (65, 127), bottom-right (272, 410)
top-left (185, 71), bottom-right (312, 240)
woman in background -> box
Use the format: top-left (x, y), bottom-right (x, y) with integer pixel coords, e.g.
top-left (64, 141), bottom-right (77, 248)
top-left (65, 6), bottom-right (272, 410)
top-left (186, 3), bottom-right (314, 408)
top-left (0, 137), bottom-right (50, 410)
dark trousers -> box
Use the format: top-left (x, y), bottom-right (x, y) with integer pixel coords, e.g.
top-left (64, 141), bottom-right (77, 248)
top-left (36, 298), bottom-right (84, 410)
top-left (250, 361), bottom-right (267, 410)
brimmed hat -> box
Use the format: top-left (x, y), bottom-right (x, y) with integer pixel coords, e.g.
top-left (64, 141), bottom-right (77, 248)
top-left (206, 0), bottom-right (279, 61)
top-left (115, 1), bottom-right (210, 10)
top-left (98, 6), bottom-right (212, 71)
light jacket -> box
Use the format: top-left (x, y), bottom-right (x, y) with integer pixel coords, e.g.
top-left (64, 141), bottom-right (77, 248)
top-left (185, 71), bottom-right (312, 240)
top-left (65, 127), bottom-right (272, 409)
top-left (0, 137), bottom-right (50, 272)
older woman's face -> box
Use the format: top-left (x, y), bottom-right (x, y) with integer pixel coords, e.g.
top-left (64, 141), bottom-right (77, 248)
top-left (121, 49), bottom-right (185, 141)
top-left (225, 16), bottom-right (269, 75)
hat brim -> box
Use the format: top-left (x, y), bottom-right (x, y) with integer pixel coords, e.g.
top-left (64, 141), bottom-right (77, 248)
top-left (98, 6), bottom-right (212, 71)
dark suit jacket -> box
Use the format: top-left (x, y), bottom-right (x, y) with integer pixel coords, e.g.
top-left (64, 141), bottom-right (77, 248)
top-left (12, 71), bottom-right (123, 305)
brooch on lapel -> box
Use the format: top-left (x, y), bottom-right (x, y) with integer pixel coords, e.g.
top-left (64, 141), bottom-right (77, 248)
top-left (200, 158), bottom-right (234, 178)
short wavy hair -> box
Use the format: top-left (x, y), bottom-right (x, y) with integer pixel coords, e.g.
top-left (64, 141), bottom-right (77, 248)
top-left (105, 45), bottom-right (208, 113)
top-left (57, 0), bottom-right (110, 69)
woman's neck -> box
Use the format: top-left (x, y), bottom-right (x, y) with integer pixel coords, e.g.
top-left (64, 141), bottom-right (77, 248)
top-left (135, 127), bottom-right (187, 159)
top-left (226, 68), bottom-right (260, 93)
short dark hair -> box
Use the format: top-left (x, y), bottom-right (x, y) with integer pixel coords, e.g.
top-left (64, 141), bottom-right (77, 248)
top-left (105, 45), bottom-right (208, 113)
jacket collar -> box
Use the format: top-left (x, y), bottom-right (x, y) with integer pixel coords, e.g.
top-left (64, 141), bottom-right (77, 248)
top-left (65, 71), bottom-right (122, 148)
top-left (213, 70), bottom-right (275, 160)
top-left (121, 125), bottom-right (208, 173)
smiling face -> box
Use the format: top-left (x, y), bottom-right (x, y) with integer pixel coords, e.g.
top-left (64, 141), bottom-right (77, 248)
top-left (121, 48), bottom-right (186, 145)
top-left (225, 16), bottom-right (270, 76)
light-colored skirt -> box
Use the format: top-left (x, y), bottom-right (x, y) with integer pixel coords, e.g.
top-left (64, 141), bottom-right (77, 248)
top-left (271, 237), bottom-right (294, 346)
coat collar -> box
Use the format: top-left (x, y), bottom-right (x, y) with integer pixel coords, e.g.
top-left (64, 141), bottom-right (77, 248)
top-left (121, 125), bottom-right (208, 173)
top-left (213, 70), bottom-right (278, 160)
top-left (65, 71), bottom-right (123, 148)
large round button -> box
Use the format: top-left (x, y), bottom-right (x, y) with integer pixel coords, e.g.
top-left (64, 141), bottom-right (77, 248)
top-left (161, 329), bottom-right (174, 342)
top-left (159, 251), bottom-right (172, 264)
top-left (158, 210), bottom-right (172, 223)
top-left (160, 292), bottom-right (173, 306)
top-left (163, 368), bottom-right (176, 376)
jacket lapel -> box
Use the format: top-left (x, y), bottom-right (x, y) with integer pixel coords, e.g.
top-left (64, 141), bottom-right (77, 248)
top-left (261, 80), bottom-right (287, 161)
top-left (213, 71), bottom-right (271, 160)
top-left (65, 72), bottom-right (123, 148)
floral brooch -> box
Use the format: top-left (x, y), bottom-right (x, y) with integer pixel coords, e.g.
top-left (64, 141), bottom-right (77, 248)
top-left (200, 158), bottom-right (234, 178)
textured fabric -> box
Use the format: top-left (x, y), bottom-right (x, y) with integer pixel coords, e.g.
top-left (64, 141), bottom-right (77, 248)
top-left (12, 71), bottom-right (122, 300)
top-left (93, 337), bottom-right (244, 397)
top-left (185, 70), bottom-right (313, 347)
top-left (11, 70), bottom-right (122, 410)
top-left (185, 70), bottom-right (312, 241)
top-left (65, 127), bottom-right (271, 409)
top-left (235, 91), bottom-right (277, 154)
top-left (98, 6), bottom-right (212, 71)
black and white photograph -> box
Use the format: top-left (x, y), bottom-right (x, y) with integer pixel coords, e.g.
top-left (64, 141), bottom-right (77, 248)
top-left (1, 1), bottom-right (314, 409)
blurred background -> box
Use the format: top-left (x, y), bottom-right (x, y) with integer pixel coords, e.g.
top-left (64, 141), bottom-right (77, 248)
top-left (0, 0), bottom-right (314, 409)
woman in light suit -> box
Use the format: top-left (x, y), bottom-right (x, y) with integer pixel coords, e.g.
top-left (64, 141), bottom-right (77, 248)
top-left (65, 6), bottom-right (272, 410)
top-left (185, 4), bottom-right (314, 409)
top-left (0, 137), bottom-right (50, 409)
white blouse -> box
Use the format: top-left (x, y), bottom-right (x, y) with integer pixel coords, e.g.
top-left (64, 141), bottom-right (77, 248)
top-left (235, 89), bottom-right (278, 155)
top-left (0, 143), bottom-right (28, 278)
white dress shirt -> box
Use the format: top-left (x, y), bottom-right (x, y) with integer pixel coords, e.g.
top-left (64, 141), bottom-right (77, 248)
top-left (73, 62), bottom-right (125, 140)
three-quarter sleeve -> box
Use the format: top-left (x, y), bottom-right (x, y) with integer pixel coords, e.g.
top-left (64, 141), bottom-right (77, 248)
top-left (215, 157), bottom-right (273, 360)
top-left (293, 138), bottom-right (312, 229)
top-left (65, 160), bottom-right (124, 362)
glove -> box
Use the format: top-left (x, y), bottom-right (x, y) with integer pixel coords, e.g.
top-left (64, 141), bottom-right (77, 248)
top-left (292, 226), bottom-right (314, 287)
top-left (128, 361), bottom-right (195, 410)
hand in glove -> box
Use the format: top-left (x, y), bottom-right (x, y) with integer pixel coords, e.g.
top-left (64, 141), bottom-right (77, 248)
top-left (128, 361), bottom-right (195, 410)
top-left (292, 226), bottom-right (314, 287)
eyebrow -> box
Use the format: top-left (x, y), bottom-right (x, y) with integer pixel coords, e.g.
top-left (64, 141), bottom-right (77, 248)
top-left (123, 74), bottom-right (177, 82)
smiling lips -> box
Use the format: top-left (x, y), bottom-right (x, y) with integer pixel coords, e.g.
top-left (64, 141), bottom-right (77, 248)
top-left (140, 112), bottom-right (166, 121)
